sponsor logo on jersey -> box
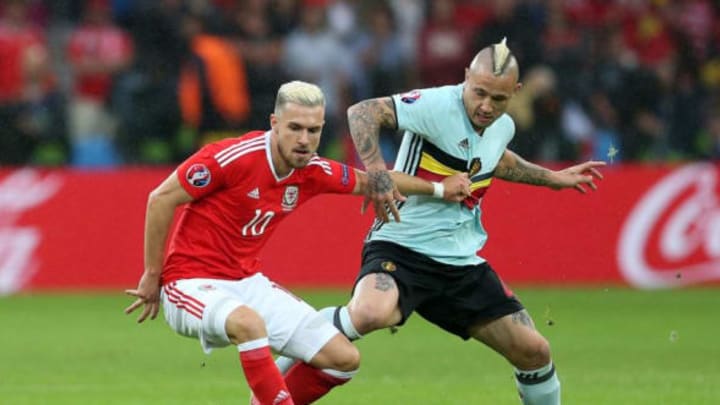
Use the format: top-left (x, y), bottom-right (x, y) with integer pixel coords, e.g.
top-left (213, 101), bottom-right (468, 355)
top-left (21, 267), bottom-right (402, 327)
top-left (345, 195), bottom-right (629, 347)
top-left (247, 187), bottom-right (260, 199)
top-left (198, 284), bottom-right (216, 291)
top-left (281, 185), bottom-right (299, 211)
top-left (186, 164), bottom-right (211, 187)
top-left (400, 90), bottom-right (421, 104)
top-left (458, 138), bottom-right (469, 150)
top-left (381, 261), bottom-right (396, 272)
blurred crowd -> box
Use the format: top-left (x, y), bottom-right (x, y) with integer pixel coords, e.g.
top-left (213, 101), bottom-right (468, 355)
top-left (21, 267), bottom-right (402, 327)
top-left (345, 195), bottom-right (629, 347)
top-left (1, 0), bottom-right (720, 168)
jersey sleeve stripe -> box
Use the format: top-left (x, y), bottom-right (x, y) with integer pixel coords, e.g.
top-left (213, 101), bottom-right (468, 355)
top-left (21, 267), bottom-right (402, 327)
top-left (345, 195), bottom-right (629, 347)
top-left (307, 161), bottom-right (333, 175)
top-left (218, 145), bottom-right (266, 167)
top-left (214, 137), bottom-right (265, 161)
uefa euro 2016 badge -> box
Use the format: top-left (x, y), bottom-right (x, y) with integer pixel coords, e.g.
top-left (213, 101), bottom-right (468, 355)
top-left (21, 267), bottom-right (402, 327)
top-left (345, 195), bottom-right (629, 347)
top-left (400, 90), bottom-right (421, 104)
top-left (186, 163), bottom-right (211, 187)
top-left (281, 185), bottom-right (299, 211)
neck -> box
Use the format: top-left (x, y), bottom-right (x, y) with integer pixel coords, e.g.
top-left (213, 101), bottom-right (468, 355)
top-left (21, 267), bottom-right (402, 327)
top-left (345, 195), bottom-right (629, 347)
top-left (270, 132), bottom-right (291, 177)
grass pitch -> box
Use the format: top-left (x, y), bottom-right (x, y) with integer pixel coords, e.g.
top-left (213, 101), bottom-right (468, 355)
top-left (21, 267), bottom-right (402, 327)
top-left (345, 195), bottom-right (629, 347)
top-left (1, 288), bottom-right (718, 404)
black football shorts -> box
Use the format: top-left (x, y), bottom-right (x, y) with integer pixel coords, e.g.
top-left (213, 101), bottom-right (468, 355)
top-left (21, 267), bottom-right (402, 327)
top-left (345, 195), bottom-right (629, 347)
top-left (354, 241), bottom-right (524, 340)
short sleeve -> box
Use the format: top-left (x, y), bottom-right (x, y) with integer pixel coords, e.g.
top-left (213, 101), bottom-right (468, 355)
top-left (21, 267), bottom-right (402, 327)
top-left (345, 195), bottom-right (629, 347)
top-left (305, 157), bottom-right (356, 195)
top-left (392, 87), bottom-right (448, 143)
top-left (176, 144), bottom-right (227, 199)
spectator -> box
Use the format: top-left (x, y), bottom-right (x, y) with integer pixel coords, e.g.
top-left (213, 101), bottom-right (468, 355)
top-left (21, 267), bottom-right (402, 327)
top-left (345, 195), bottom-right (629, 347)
top-left (0, 0), bottom-right (63, 166)
top-left (66, 0), bottom-right (133, 167)
top-left (178, 10), bottom-right (251, 153)
top-left (282, 0), bottom-right (354, 158)
top-left (114, 0), bottom-right (185, 164)
top-left (416, 0), bottom-right (471, 87)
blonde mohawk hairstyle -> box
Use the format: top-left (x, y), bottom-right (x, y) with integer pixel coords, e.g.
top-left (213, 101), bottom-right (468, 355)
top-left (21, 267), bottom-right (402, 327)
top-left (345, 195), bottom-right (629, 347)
top-left (492, 37), bottom-right (512, 76)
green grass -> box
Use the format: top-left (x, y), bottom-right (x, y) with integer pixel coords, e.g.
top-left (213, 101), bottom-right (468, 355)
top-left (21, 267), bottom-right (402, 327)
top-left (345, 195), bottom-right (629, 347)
top-left (1, 288), bottom-right (718, 404)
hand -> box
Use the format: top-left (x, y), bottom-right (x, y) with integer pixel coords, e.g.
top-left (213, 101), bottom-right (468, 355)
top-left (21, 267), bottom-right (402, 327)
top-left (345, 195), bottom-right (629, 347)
top-left (551, 161), bottom-right (606, 193)
top-left (441, 173), bottom-right (472, 202)
top-left (124, 271), bottom-right (161, 323)
top-left (362, 167), bottom-right (406, 222)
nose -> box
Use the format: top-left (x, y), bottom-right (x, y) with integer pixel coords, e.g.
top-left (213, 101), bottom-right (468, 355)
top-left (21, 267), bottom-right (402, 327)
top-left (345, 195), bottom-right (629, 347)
top-left (297, 130), bottom-right (310, 145)
top-left (479, 97), bottom-right (492, 113)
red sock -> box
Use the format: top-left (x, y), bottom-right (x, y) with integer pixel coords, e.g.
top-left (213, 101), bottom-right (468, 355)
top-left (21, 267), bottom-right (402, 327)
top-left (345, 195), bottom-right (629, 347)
top-left (283, 362), bottom-right (352, 405)
top-left (239, 342), bottom-right (293, 405)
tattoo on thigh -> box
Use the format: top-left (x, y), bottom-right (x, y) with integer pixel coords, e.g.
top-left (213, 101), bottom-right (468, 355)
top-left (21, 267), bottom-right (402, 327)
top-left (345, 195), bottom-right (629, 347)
top-left (511, 310), bottom-right (536, 329)
top-left (374, 273), bottom-right (396, 292)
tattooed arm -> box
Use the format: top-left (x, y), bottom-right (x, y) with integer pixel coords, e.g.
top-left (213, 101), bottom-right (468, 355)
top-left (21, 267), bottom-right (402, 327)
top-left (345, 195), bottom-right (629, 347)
top-left (347, 97), bottom-right (403, 222)
top-left (496, 149), bottom-right (606, 193)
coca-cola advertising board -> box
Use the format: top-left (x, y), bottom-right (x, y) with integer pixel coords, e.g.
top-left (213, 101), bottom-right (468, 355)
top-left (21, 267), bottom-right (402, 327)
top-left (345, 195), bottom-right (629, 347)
top-left (0, 163), bottom-right (717, 294)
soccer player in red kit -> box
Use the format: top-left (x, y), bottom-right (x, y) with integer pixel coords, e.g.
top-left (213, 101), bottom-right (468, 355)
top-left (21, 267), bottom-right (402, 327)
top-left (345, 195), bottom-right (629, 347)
top-left (125, 81), bottom-right (471, 405)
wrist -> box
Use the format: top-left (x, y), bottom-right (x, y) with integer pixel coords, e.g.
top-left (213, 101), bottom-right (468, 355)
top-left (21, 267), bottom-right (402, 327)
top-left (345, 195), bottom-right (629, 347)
top-left (432, 182), bottom-right (444, 199)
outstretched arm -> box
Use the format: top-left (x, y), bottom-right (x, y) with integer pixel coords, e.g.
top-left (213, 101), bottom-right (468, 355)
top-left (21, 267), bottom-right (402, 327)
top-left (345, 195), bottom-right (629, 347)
top-left (353, 170), bottom-right (472, 220)
top-left (124, 172), bottom-right (193, 323)
top-left (347, 97), bottom-right (402, 220)
top-left (495, 149), bottom-right (605, 193)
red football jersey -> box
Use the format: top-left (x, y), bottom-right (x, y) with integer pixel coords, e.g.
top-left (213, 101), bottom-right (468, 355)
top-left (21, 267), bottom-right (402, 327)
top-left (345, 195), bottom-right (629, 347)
top-left (162, 130), bottom-right (356, 285)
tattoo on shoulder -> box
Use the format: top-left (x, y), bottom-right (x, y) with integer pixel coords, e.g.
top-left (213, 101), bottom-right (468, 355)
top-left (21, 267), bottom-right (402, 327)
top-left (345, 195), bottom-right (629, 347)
top-left (374, 272), bottom-right (396, 292)
top-left (349, 98), bottom-right (397, 165)
top-left (379, 98), bottom-right (397, 129)
top-left (511, 310), bottom-right (536, 329)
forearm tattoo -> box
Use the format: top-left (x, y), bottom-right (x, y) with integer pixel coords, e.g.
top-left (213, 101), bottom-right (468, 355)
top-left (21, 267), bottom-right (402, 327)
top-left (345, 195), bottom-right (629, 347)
top-left (368, 170), bottom-right (393, 194)
top-left (496, 155), bottom-right (552, 186)
top-left (511, 310), bottom-right (536, 329)
top-left (374, 273), bottom-right (396, 292)
top-left (349, 98), bottom-right (397, 166)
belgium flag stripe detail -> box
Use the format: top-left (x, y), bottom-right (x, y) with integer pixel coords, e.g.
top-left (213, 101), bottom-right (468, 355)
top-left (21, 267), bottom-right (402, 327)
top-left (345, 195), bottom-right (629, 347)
top-left (419, 153), bottom-right (461, 176)
top-left (421, 141), bottom-right (466, 171)
top-left (470, 178), bottom-right (492, 191)
top-left (415, 167), bottom-right (447, 182)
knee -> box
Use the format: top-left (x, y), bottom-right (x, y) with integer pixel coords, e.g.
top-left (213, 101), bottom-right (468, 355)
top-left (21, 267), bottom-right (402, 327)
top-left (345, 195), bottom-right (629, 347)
top-left (511, 335), bottom-right (552, 370)
top-left (348, 300), bottom-right (397, 334)
top-left (332, 344), bottom-right (361, 372)
top-left (225, 305), bottom-right (267, 345)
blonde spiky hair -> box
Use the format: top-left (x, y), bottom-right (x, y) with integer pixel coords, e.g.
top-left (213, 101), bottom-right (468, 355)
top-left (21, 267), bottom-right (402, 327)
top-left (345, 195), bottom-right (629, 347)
top-left (274, 80), bottom-right (325, 114)
top-left (492, 37), bottom-right (511, 76)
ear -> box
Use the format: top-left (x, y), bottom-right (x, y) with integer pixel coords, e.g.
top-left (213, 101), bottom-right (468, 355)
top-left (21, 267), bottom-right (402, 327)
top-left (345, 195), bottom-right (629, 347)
top-left (514, 82), bottom-right (523, 93)
top-left (270, 113), bottom-right (277, 129)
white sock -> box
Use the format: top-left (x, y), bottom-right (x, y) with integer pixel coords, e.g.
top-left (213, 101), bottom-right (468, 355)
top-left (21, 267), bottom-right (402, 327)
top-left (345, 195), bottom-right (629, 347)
top-left (515, 362), bottom-right (561, 405)
top-left (326, 306), bottom-right (362, 341)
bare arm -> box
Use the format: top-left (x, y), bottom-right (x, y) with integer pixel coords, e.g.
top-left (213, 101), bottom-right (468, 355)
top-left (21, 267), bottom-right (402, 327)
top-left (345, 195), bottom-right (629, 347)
top-left (495, 149), bottom-right (606, 193)
top-left (125, 172), bottom-right (193, 322)
top-left (347, 97), bottom-right (402, 220)
top-left (353, 169), bottom-right (471, 202)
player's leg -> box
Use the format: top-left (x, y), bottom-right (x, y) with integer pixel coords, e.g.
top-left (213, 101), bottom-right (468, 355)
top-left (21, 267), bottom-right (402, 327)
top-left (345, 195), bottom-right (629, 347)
top-left (469, 311), bottom-right (559, 405)
top-left (264, 295), bottom-right (360, 404)
top-left (161, 278), bottom-right (293, 405)
top-left (457, 262), bottom-right (558, 405)
top-left (276, 256), bottom-right (405, 375)
top-left (226, 306), bottom-right (293, 405)
top-left (414, 261), bottom-right (560, 405)
top-left (281, 332), bottom-right (360, 405)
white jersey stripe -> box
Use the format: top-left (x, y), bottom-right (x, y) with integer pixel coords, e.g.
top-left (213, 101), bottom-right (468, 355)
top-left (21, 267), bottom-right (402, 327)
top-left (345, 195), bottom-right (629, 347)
top-left (219, 145), bottom-right (266, 167)
top-left (307, 161), bottom-right (333, 175)
top-left (164, 286), bottom-right (204, 319)
top-left (214, 137), bottom-right (265, 161)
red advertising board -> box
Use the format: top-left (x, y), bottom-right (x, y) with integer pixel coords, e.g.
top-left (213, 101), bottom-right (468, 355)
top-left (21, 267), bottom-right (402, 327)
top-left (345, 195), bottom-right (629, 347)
top-left (0, 163), bottom-right (717, 294)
